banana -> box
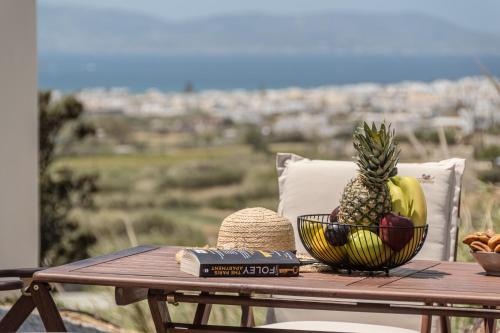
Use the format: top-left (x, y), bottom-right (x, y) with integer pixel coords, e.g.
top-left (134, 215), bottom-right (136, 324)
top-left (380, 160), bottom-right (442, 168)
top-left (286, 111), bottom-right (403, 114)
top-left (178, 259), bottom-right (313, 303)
top-left (387, 178), bottom-right (408, 216)
top-left (387, 176), bottom-right (427, 226)
top-left (300, 222), bottom-right (345, 263)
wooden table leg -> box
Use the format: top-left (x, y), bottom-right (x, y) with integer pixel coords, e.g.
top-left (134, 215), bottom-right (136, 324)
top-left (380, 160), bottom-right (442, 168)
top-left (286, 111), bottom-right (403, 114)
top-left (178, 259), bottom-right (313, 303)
top-left (240, 304), bottom-right (255, 327)
top-left (0, 294), bottom-right (36, 332)
top-left (438, 315), bottom-right (450, 333)
top-left (240, 293), bottom-right (255, 328)
top-left (148, 290), bottom-right (171, 333)
top-left (438, 304), bottom-right (450, 333)
top-left (420, 303), bottom-right (432, 333)
top-left (484, 306), bottom-right (497, 333)
top-left (193, 292), bottom-right (212, 326)
top-left (31, 282), bottom-right (66, 332)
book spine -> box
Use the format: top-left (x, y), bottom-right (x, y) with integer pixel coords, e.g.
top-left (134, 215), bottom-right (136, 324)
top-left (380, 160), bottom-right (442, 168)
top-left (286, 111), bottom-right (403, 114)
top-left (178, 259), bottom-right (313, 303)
top-left (198, 264), bottom-right (299, 277)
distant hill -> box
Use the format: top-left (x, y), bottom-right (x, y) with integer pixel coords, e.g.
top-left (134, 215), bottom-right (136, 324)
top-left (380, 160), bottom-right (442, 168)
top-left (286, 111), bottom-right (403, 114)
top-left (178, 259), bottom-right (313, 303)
top-left (38, 5), bottom-right (500, 56)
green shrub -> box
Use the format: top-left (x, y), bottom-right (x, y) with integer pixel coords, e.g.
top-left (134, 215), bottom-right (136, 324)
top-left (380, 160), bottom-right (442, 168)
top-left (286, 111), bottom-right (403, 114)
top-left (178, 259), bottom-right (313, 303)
top-left (414, 128), bottom-right (458, 144)
top-left (478, 168), bottom-right (500, 184)
top-left (97, 193), bottom-right (155, 209)
top-left (269, 132), bottom-right (307, 143)
top-left (394, 134), bottom-right (409, 143)
top-left (208, 194), bottom-right (247, 210)
top-left (133, 213), bottom-right (207, 246)
top-left (39, 91), bottom-right (97, 265)
top-left (159, 162), bottom-right (244, 189)
top-left (244, 125), bottom-right (269, 153)
top-left (97, 170), bottom-right (136, 192)
top-left (98, 195), bottom-right (129, 209)
top-left (134, 213), bottom-right (175, 234)
top-left (474, 145), bottom-right (500, 161)
top-left (485, 124), bottom-right (500, 135)
top-left (207, 181), bottom-right (277, 210)
top-left (159, 196), bottom-right (201, 209)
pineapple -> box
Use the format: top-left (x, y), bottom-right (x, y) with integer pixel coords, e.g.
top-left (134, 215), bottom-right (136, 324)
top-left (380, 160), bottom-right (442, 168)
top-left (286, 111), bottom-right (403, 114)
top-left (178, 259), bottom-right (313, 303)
top-left (338, 122), bottom-right (400, 226)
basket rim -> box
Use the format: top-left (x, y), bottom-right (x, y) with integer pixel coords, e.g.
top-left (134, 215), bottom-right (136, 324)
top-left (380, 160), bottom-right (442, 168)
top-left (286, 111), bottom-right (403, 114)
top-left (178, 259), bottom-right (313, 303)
top-left (297, 214), bottom-right (429, 229)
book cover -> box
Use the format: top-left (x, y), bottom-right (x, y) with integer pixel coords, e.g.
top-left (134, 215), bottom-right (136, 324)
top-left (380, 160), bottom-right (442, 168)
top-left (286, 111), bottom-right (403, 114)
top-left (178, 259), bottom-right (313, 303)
top-left (180, 249), bottom-right (300, 277)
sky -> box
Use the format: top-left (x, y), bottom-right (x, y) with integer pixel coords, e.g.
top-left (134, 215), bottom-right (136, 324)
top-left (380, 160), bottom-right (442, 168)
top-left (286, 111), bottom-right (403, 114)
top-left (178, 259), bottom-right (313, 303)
top-left (40, 0), bottom-right (500, 35)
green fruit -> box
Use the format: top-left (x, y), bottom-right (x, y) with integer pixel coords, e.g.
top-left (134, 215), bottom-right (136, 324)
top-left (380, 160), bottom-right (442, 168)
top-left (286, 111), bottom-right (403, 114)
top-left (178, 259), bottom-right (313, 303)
top-left (346, 230), bottom-right (392, 267)
top-left (387, 176), bottom-right (427, 227)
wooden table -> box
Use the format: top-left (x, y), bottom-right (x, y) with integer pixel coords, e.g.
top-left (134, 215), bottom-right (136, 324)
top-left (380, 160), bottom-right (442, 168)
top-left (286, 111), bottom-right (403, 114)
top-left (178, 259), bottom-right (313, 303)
top-left (2, 245), bottom-right (499, 333)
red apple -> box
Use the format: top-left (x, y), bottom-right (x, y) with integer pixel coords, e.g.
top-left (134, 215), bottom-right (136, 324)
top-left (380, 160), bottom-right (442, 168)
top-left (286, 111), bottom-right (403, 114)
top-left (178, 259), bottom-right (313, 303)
top-left (379, 212), bottom-right (414, 251)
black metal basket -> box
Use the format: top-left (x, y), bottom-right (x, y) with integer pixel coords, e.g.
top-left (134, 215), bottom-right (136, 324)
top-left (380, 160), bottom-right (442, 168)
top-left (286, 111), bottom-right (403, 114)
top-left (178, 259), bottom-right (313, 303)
top-left (298, 214), bottom-right (428, 274)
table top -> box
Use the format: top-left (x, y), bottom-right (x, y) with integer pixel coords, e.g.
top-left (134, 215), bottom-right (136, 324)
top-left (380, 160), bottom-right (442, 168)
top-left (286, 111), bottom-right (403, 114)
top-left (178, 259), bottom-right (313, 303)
top-left (34, 246), bottom-right (500, 306)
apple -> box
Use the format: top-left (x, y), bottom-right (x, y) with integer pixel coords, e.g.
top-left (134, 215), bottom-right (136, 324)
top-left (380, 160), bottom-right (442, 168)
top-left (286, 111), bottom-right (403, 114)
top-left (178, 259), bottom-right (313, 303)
top-left (324, 223), bottom-right (350, 246)
top-left (330, 206), bottom-right (340, 222)
top-left (346, 230), bottom-right (392, 267)
top-left (379, 212), bottom-right (414, 251)
top-left (387, 176), bottom-right (427, 227)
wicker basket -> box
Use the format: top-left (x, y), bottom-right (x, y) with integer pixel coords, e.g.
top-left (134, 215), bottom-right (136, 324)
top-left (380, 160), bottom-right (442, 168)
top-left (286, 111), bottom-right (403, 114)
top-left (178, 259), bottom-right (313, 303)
top-left (217, 207), bottom-right (296, 251)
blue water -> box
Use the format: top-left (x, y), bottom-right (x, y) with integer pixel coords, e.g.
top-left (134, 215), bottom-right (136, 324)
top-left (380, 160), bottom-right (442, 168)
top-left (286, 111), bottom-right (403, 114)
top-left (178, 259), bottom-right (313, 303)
top-left (38, 54), bottom-right (500, 92)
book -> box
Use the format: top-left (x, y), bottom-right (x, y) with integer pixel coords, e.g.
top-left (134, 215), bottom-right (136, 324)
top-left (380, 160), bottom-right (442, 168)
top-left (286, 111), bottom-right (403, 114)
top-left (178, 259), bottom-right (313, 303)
top-left (180, 249), bottom-right (300, 277)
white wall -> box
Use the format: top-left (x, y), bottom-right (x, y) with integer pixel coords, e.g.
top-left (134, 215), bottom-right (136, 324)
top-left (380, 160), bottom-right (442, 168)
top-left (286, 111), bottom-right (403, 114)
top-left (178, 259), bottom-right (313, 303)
top-left (0, 0), bottom-right (38, 268)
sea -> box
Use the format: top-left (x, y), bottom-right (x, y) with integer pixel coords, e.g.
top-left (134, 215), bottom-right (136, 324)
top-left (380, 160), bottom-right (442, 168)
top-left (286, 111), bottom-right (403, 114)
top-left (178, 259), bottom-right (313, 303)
top-left (38, 54), bottom-right (500, 93)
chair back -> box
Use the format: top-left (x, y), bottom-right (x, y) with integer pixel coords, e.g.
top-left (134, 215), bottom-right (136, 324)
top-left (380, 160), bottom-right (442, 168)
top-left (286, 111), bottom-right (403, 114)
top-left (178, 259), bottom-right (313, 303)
top-left (276, 153), bottom-right (465, 261)
top-left (270, 153), bottom-right (465, 330)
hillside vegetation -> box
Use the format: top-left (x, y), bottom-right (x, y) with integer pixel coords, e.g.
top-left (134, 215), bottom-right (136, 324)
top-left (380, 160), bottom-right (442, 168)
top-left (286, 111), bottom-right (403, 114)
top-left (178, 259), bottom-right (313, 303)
top-left (50, 113), bottom-right (500, 331)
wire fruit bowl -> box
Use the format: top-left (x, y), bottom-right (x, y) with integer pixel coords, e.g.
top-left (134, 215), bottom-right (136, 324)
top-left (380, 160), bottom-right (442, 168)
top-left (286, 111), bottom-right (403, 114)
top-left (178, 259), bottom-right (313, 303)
top-left (298, 214), bottom-right (428, 274)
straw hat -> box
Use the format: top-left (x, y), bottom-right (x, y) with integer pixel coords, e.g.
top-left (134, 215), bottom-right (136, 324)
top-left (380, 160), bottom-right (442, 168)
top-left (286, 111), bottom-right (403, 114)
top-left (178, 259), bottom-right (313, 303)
top-left (217, 207), bottom-right (296, 251)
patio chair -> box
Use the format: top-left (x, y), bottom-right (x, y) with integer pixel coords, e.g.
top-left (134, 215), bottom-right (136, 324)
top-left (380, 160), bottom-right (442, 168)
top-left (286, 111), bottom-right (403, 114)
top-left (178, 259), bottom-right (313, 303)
top-left (0, 268), bottom-right (43, 331)
top-left (261, 153), bottom-right (465, 333)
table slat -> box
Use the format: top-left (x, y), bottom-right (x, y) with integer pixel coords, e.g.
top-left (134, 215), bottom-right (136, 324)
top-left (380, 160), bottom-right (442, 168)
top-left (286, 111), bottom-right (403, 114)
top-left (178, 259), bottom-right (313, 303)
top-left (34, 246), bottom-right (500, 306)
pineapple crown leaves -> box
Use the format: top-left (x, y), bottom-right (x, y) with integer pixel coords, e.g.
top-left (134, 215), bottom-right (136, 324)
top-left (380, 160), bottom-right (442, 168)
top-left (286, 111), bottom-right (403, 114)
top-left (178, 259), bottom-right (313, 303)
top-left (353, 121), bottom-right (400, 185)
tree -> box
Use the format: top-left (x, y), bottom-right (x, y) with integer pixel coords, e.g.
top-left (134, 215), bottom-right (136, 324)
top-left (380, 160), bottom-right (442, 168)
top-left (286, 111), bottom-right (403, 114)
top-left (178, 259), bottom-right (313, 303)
top-left (39, 91), bottom-right (97, 266)
top-left (244, 124), bottom-right (269, 153)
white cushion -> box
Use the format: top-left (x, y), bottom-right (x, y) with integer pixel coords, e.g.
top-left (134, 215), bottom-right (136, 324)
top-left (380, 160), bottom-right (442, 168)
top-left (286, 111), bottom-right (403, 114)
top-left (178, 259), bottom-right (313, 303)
top-left (271, 153), bottom-right (465, 331)
top-left (276, 153), bottom-right (465, 261)
top-left (261, 321), bottom-right (419, 333)
top-left (269, 306), bottom-right (423, 331)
